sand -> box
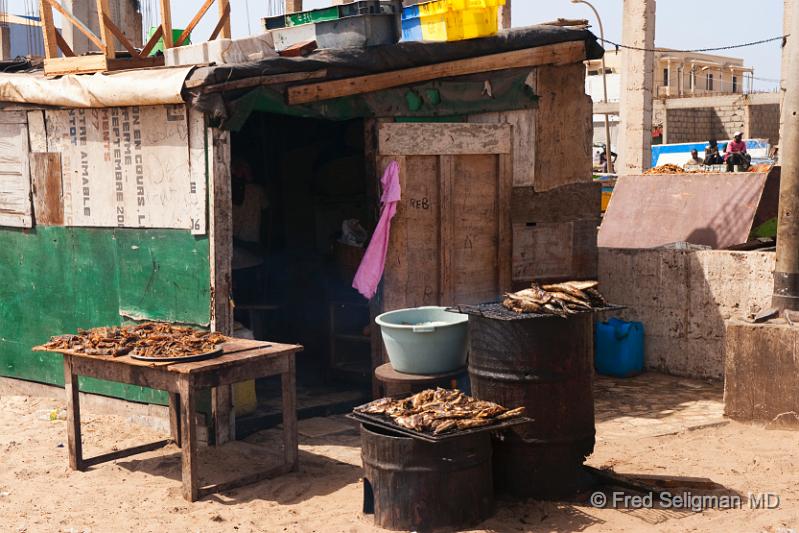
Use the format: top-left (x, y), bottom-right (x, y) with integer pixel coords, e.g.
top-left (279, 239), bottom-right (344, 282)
top-left (2, 393), bottom-right (798, 533)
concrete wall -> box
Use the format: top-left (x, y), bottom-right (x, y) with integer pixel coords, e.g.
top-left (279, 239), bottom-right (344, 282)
top-left (598, 248), bottom-right (774, 379)
top-left (595, 93), bottom-right (783, 148)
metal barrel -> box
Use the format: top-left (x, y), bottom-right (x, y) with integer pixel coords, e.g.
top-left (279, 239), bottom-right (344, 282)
top-left (360, 423), bottom-right (494, 531)
top-left (468, 312), bottom-right (596, 499)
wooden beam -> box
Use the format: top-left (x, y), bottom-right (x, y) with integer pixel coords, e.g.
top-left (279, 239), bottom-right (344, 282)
top-left (140, 25), bottom-right (163, 58)
top-left (176, 0), bottom-right (215, 47)
top-left (217, 0), bottom-right (231, 39)
top-left (101, 13), bottom-right (137, 57)
top-left (45, 0), bottom-right (106, 52)
top-left (54, 30), bottom-right (75, 57)
top-left (188, 69), bottom-right (328, 93)
top-left (287, 40), bottom-right (587, 105)
top-left (95, 0), bottom-right (115, 58)
top-left (208, 2), bottom-right (230, 41)
top-left (160, 0), bottom-right (173, 49)
top-left (38, 0), bottom-right (58, 59)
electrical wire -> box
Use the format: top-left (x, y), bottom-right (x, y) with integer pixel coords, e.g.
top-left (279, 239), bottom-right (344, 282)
top-left (599, 35), bottom-right (787, 54)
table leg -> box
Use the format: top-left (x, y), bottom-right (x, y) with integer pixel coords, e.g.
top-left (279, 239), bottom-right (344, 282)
top-left (63, 356), bottom-right (84, 471)
top-left (211, 385), bottom-right (234, 446)
top-left (168, 392), bottom-right (181, 448)
top-left (282, 354), bottom-right (298, 471)
top-left (178, 377), bottom-right (198, 501)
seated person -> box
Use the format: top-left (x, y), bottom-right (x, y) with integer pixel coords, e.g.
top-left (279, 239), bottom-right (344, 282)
top-left (685, 149), bottom-right (703, 166)
top-left (704, 139), bottom-right (723, 165)
top-left (599, 150), bottom-right (617, 173)
top-left (724, 131), bottom-right (751, 170)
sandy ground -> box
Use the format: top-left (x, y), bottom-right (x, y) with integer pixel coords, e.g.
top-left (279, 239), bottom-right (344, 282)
top-left (1, 386), bottom-right (799, 533)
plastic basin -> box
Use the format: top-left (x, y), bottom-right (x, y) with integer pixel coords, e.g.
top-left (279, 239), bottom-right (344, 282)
top-left (375, 306), bottom-right (468, 375)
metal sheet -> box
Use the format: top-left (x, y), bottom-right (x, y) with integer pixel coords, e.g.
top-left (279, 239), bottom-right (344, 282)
top-left (598, 172), bottom-right (771, 249)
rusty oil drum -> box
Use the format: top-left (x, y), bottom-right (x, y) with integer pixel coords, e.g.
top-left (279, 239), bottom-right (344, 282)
top-left (360, 424), bottom-right (494, 531)
top-left (467, 312), bottom-right (595, 499)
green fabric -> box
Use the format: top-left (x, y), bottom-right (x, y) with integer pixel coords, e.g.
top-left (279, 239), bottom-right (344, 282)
top-left (0, 226), bottom-right (210, 404)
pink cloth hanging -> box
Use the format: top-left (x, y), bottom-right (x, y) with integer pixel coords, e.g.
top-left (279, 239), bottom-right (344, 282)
top-left (353, 161), bottom-right (401, 299)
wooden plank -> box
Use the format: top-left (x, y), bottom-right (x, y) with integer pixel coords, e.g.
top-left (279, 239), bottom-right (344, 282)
top-left (26, 110), bottom-right (47, 151)
top-left (511, 182), bottom-right (601, 223)
top-left (67, 355), bottom-right (179, 391)
top-left (209, 2), bottom-right (231, 41)
top-left (0, 121), bottom-right (32, 228)
top-left (208, 127), bottom-right (233, 333)
top-left (63, 356), bottom-right (84, 471)
top-left (211, 384), bottom-right (233, 445)
top-left (179, 376), bottom-right (198, 501)
top-left (188, 69), bottom-right (328, 93)
top-left (177, 0), bottom-right (215, 47)
top-left (45, 0), bottom-right (106, 51)
top-left (101, 13), bottom-right (137, 56)
top-left (105, 55), bottom-right (165, 71)
top-left (185, 356), bottom-right (291, 389)
top-left (498, 152), bottom-right (513, 294)
top-left (282, 354), bottom-right (298, 471)
top-left (187, 107), bottom-right (208, 235)
top-left (0, 110), bottom-right (27, 124)
top-left (30, 152), bottom-right (64, 226)
top-left (95, 0), bottom-right (115, 58)
top-left (379, 123), bottom-right (512, 156)
top-left (82, 439), bottom-right (172, 467)
top-left (439, 155), bottom-right (454, 304)
top-left (54, 29), bottom-right (75, 57)
top-left (38, 0), bottom-right (59, 59)
top-left (168, 392), bottom-right (181, 447)
top-left (287, 41), bottom-right (586, 104)
top-left (160, 0), bottom-right (173, 49)
top-left (44, 54), bottom-right (107, 76)
top-left (140, 25), bottom-right (163, 58)
top-left (217, 0), bottom-right (231, 39)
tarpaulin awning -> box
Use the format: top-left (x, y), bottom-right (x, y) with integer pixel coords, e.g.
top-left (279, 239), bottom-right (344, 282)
top-left (0, 66), bottom-right (194, 108)
top-left (185, 25), bottom-right (603, 127)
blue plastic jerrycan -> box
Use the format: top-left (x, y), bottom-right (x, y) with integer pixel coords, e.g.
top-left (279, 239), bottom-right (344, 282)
top-left (595, 317), bottom-right (644, 377)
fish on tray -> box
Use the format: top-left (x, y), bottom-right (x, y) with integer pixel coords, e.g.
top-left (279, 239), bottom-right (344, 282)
top-left (354, 388), bottom-right (526, 436)
top-left (503, 280), bottom-right (607, 318)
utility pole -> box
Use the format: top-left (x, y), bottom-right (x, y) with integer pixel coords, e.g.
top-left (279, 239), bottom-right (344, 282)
top-left (617, 0), bottom-right (656, 174)
top-left (773, 3), bottom-right (799, 311)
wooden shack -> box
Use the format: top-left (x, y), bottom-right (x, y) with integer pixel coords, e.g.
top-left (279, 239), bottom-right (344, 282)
top-left (0, 25), bottom-right (602, 418)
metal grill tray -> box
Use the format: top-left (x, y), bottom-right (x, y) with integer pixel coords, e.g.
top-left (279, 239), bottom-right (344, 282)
top-left (448, 302), bottom-right (625, 321)
top-left (348, 410), bottom-right (532, 444)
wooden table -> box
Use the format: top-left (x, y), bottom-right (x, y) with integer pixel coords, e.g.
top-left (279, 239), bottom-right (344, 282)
top-left (57, 339), bottom-right (302, 501)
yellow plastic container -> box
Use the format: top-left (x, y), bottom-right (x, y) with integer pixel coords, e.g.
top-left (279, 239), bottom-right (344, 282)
top-left (419, 0), bottom-right (449, 15)
top-left (446, 0), bottom-right (504, 10)
top-left (445, 7), bottom-right (499, 41)
top-left (420, 13), bottom-right (448, 41)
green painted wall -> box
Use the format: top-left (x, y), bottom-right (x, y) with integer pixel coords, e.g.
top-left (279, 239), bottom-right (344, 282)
top-left (0, 226), bottom-right (211, 404)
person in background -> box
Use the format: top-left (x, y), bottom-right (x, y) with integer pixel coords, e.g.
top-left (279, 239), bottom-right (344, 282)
top-left (685, 149), bottom-right (703, 167)
top-left (724, 131), bottom-right (750, 171)
top-left (599, 149), bottom-right (617, 173)
top-left (704, 139), bottom-right (723, 165)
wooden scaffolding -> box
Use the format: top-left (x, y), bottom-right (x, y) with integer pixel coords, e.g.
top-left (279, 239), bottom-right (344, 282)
top-left (39, 0), bottom-right (232, 76)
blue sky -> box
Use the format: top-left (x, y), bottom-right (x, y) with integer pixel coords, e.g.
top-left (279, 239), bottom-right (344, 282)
top-left (14, 0), bottom-right (784, 91)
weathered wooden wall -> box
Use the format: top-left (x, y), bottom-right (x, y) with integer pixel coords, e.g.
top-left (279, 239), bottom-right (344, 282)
top-left (378, 122), bottom-right (513, 311)
top-left (0, 106), bottom-right (213, 404)
top-left (471, 63), bottom-right (599, 283)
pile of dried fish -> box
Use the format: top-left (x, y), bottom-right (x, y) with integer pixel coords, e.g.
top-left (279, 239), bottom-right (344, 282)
top-left (503, 281), bottom-right (607, 317)
top-left (355, 388), bottom-right (525, 435)
top-left (35, 322), bottom-right (229, 358)
top-left (643, 164), bottom-right (686, 175)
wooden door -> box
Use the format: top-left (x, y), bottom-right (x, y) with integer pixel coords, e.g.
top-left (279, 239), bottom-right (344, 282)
top-left (377, 122), bottom-right (513, 311)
